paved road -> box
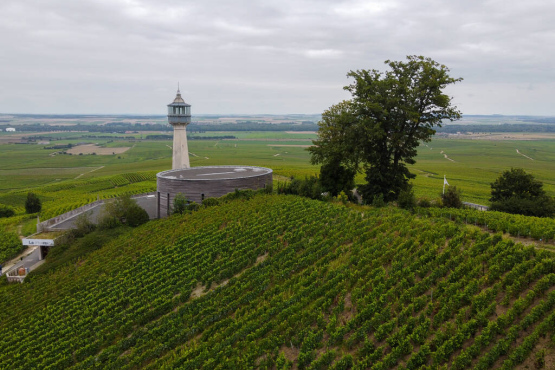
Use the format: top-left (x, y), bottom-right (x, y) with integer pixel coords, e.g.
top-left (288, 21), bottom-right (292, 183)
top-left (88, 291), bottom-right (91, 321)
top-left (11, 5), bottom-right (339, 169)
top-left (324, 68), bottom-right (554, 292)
top-left (50, 195), bottom-right (158, 230)
top-left (3, 248), bottom-right (41, 276)
top-left (1, 195), bottom-right (158, 279)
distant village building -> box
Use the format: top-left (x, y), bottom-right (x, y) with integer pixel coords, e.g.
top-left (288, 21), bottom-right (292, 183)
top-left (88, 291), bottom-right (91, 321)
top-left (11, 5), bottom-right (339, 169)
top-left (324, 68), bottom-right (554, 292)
top-left (6, 127), bottom-right (16, 132)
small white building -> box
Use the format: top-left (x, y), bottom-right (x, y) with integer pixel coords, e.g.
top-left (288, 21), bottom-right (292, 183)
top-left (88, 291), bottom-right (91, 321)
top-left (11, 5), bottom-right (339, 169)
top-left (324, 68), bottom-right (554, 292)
top-left (6, 127), bottom-right (16, 132)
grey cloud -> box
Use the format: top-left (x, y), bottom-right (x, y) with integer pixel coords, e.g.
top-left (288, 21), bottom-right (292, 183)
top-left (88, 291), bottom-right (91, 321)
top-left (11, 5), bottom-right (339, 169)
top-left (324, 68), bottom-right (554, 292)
top-left (1, 0), bottom-right (554, 114)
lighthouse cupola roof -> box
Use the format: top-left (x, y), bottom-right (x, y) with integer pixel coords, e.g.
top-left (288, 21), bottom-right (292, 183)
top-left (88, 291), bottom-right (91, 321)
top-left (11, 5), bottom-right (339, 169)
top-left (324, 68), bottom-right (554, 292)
top-left (168, 86), bottom-right (191, 107)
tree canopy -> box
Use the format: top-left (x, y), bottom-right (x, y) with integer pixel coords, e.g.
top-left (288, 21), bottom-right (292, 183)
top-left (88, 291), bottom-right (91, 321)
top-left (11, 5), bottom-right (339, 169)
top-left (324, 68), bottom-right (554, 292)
top-left (25, 192), bottom-right (42, 214)
top-left (490, 168), bottom-right (555, 217)
top-left (309, 56), bottom-right (462, 202)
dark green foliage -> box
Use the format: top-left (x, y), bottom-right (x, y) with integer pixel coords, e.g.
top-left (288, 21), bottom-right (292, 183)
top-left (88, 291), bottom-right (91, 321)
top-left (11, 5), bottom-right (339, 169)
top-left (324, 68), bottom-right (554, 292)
top-left (0, 205), bottom-right (15, 218)
top-left (220, 188), bottom-right (257, 202)
top-left (98, 195), bottom-right (149, 229)
top-left (277, 176), bottom-right (324, 200)
top-left (201, 198), bottom-right (220, 207)
top-left (491, 168), bottom-right (545, 201)
top-left (397, 185), bottom-right (416, 210)
top-left (125, 204), bottom-right (149, 227)
top-left (310, 55), bottom-right (462, 202)
top-left (25, 192), bottom-right (42, 214)
top-left (97, 214), bottom-right (121, 230)
top-left (442, 186), bottom-right (463, 208)
top-left (490, 168), bottom-right (555, 217)
top-left (319, 158), bottom-right (355, 197)
top-left (371, 193), bottom-right (386, 207)
top-left (417, 198), bottom-right (432, 208)
top-left (491, 196), bottom-right (555, 218)
top-left (172, 193), bottom-right (188, 215)
top-left (187, 202), bottom-right (200, 212)
top-left (71, 212), bottom-right (96, 238)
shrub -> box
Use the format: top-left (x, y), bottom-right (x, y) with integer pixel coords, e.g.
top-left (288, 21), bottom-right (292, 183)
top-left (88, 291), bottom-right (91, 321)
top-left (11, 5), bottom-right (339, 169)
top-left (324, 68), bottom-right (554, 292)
top-left (202, 198), bottom-right (220, 207)
top-left (172, 193), bottom-right (188, 215)
top-left (126, 204), bottom-right (149, 227)
top-left (442, 186), bottom-right (463, 208)
top-left (98, 195), bottom-right (149, 228)
top-left (418, 198), bottom-right (432, 208)
top-left (0, 205), bottom-right (15, 218)
top-left (187, 202), bottom-right (200, 212)
top-left (371, 194), bottom-right (385, 208)
top-left (336, 191), bottom-right (349, 205)
top-left (398, 185), bottom-right (416, 210)
top-left (277, 176), bottom-right (324, 200)
top-left (491, 196), bottom-right (555, 218)
top-left (25, 192), bottom-right (42, 214)
top-left (72, 212), bottom-right (96, 237)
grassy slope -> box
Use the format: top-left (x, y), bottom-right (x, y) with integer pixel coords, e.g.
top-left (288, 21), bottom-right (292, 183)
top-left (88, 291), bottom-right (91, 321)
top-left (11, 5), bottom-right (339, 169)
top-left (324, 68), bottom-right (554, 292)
top-left (1, 195), bottom-right (554, 369)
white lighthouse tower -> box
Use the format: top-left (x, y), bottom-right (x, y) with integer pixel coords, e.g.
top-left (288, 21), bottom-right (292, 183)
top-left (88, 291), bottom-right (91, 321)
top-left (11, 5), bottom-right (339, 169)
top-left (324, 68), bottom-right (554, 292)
top-left (167, 87), bottom-right (192, 169)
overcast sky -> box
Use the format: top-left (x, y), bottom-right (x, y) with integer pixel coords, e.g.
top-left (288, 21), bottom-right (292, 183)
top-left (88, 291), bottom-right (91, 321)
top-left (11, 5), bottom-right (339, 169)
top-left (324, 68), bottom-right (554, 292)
top-left (1, 0), bottom-right (554, 115)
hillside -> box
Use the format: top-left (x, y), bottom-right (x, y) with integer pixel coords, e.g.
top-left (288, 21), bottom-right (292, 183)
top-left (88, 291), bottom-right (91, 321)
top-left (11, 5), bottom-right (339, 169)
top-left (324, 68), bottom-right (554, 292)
top-left (1, 194), bottom-right (555, 369)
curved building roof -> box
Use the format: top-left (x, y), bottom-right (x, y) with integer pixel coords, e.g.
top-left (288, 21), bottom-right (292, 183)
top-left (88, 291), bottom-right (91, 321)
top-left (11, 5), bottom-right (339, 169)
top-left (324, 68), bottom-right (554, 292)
top-left (157, 166), bottom-right (273, 181)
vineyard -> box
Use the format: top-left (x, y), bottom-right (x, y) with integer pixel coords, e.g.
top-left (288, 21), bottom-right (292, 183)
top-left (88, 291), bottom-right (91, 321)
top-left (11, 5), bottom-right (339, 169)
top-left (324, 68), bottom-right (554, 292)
top-left (0, 171), bottom-right (157, 223)
top-left (0, 194), bottom-right (554, 369)
top-left (419, 207), bottom-right (555, 244)
top-left (0, 228), bottom-right (23, 264)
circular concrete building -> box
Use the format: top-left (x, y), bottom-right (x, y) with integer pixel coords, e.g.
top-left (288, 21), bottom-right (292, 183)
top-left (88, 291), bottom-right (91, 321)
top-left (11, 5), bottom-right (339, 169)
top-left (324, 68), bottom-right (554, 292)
top-left (156, 165), bottom-right (273, 217)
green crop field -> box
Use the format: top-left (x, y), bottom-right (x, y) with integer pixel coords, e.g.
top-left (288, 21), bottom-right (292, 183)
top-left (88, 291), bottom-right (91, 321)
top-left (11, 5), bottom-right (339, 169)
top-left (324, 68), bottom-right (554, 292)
top-left (1, 130), bottom-right (554, 205)
top-left (1, 195), bottom-right (555, 369)
top-left (410, 138), bottom-right (555, 204)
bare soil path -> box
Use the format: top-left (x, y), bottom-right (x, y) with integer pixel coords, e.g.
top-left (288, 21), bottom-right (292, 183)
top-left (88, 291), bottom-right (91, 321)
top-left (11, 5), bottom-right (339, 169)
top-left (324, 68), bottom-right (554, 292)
top-left (516, 149), bottom-right (534, 160)
top-left (74, 166), bottom-right (104, 179)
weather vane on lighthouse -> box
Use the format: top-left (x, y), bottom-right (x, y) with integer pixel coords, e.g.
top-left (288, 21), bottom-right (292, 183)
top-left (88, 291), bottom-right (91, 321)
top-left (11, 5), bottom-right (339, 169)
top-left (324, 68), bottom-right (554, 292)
top-left (167, 84), bottom-right (192, 169)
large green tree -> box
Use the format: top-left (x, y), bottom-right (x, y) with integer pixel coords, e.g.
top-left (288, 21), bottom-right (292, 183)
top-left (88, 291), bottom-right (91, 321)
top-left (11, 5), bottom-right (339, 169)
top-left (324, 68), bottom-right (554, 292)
top-left (309, 56), bottom-right (462, 202)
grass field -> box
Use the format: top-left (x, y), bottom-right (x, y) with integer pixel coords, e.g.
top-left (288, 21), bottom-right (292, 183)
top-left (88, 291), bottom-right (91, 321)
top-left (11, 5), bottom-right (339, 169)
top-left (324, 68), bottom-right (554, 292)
top-left (0, 130), bottom-right (554, 206)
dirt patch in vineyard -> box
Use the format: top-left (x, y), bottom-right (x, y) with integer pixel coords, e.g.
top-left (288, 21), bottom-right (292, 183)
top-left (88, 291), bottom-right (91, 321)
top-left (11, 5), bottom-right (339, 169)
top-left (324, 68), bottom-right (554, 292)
top-left (279, 344), bottom-right (300, 364)
top-left (67, 144), bottom-right (131, 155)
top-left (339, 292), bottom-right (355, 323)
top-left (190, 282), bottom-right (206, 299)
top-left (514, 336), bottom-right (555, 369)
